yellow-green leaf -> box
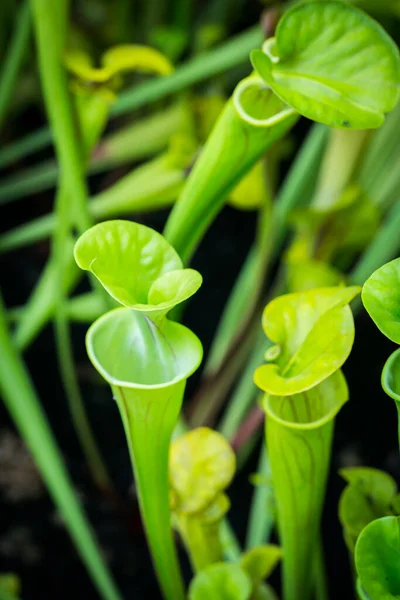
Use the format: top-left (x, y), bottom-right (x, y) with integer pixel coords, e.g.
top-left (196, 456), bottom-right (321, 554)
top-left (169, 427), bottom-right (236, 514)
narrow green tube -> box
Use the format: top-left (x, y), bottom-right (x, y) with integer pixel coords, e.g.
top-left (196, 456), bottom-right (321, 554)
top-left (86, 307), bottom-right (203, 600)
top-left (264, 371), bottom-right (348, 600)
top-left (164, 84), bottom-right (298, 263)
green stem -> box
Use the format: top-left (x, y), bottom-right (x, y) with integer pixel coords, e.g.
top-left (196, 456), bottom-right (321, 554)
top-left (245, 443), bottom-right (275, 549)
top-left (0, 1), bottom-right (31, 131)
top-left (113, 383), bottom-right (186, 600)
top-left (178, 515), bottom-right (223, 572)
top-left (312, 129), bottom-right (369, 210)
top-left (0, 294), bottom-right (121, 600)
top-left (30, 0), bottom-right (110, 488)
top-left (0, 25), bottom-right (263, 168)
top-left (0, 152), bottom-right (186, 254)
top-left (164, 99), bottom-right (297, 264)
top-left (220, 519), bottom-right (242, 562)
top-left (0, 102), bottom-right (192, 205)
top-left (205, 123), bottom-right (328, 378)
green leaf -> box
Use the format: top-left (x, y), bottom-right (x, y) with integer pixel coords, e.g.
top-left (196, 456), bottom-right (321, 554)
top-left (251, 1), bottom-right (400, 129)
top-left (356, 516), bottom-right (400, 599)
top-left (0, 574), bottom-right (20, 597)
top-left (362, 258), bottom-right (400, 344)
top-left (65, 44), bottom-right (173, 84)
top-left (382, 348), bottom-right (400, 404)
top-left (254, 286), bottom-right (360, 395)
top-left (339, 468), bottom-right (397, 551)
top-left (189, 563), bottom-right (252, 600)
top-left (74, 220), bottom-right (202, 314)
top-left (169, 427), bottom-right (236, 514)
top-left (240, 545), bottom-right (282, 586)
top-left (200, 493), bottom-right (231, 524)
top-left (286, 259), bottom-right (343, 293)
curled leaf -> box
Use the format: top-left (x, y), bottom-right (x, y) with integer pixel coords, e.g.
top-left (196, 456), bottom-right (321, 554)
top-left (74, 220), bottom-right (202, 314)
top-left (233, 74), bottom-right (296, 127)
top-left (240, 545), bottom-right (282, 587)
top-left (339, 467), bottom-right (397, 551)
top-left (65, 44), bottom-right (173, 84)
top-left (255, 286), bottom-right (360, 395)
top-left (169, 427), bottom-right (236, 514)
top-left (356, 516), bottom-right (400, 599)
top-left (251, 1), bottom-right (400, 129)
top-left (189, 563), bottom-right (252, 600)
top-left (362, 257), bottom-right (400, 344)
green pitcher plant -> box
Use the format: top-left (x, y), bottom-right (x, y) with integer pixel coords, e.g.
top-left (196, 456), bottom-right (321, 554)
top-left (169, 427), bottom-right (236, 572)
top-left (188, 546), bottom-right (282, 600)
top-left (74, 220), bottom-right (203, 600)
top-left (254, 286), bottom-right (360, 600)
top-left (165, 0), bottom-right (400, 264)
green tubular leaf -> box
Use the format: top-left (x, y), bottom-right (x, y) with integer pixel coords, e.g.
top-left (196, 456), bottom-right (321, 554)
top-left (164, 97), bottom-right (298, 263)
top-left (240, 545), bottom-right (282, 586)
top-left (339, 467), bottom-right (397, 552)
top-left (382, 348), bottom-right (400, 404)
top-left (233, 74), bottom-right (297, 127)
top-left (74, 220), bottom-right (202, 314)
top-left (362, 257), bottom-right (400, 344)
top-left (86, 308), bottom-right (203, 388)
top-left (254, 286), bottom-right (360, 395)
top-left (189, 563), bottom-right (252, 600)
top-left (265, 370), bottom-right (349, 600)
top-left (86, 304), bottom-right (203, 599)
top-left (170, 427), bottom-right (236, 514)
top-left (356, 516), bottom-right (400, 599)
top-left (252, 2), bottom-right (400, 129)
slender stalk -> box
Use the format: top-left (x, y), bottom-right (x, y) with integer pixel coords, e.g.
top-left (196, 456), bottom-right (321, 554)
top-left (177, 514), bottom-right (223, 572)
top-left (205, 123), bottom-right (328, 377)
top-left (220, 519), bottom-right (242, 562)
top-left (0, 102), bottom-right (191, 205)
top-left (30, 0), bottom-right (110, 488)
top-left (0, 25), bottom-right (263, 168)
top-left (0, 1), bottom-right (31, 131)
top-left (114, 383), bottom-right (186, 600)
top-left (164, 100), bottom-right (298, 264)
top-left (0, 294), bottom-right (121, 600)
top-left (245, 443), bottom-right (275, 549)
top-left (312, 129), bottom-right (369, 210)
top-left (0, 152), bottom-right (186, 254)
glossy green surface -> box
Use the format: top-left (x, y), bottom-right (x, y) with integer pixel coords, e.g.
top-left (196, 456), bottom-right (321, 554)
top-left (252, 1), bottom-right (400, 129)
top-left (356, 516), bottom-right (400, 599)
top-left (255, 286), bottom-right (360, 395)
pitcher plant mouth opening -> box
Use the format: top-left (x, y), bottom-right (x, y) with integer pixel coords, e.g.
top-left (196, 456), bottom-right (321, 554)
top-left (233, 75), bottom-right (297, 127)
top-left (86, 307), bottom-right (203, 389)
top-left (265, 370), bottom-right (349, 430)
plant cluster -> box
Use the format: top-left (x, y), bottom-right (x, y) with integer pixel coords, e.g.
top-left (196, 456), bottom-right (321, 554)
top-left (1, 1), bottom-right (400, 599)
